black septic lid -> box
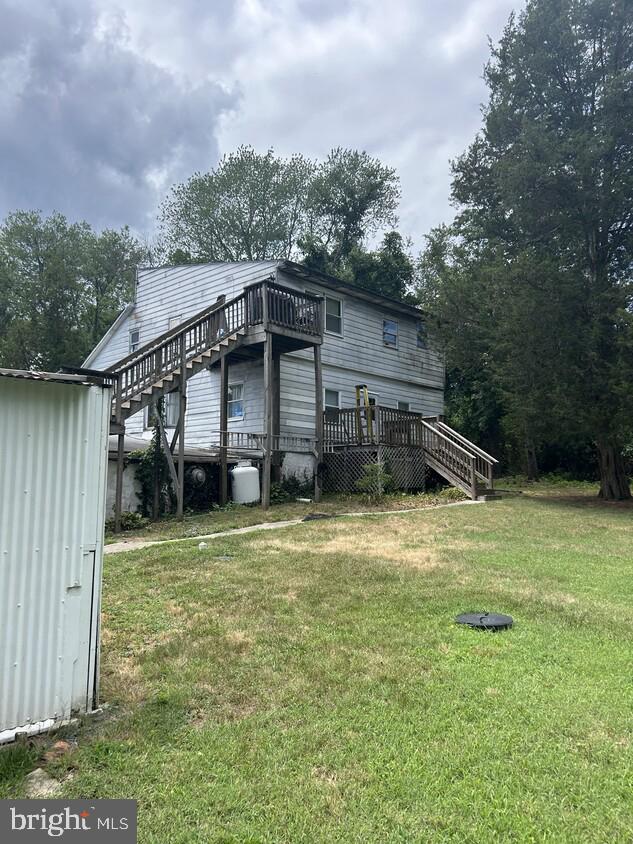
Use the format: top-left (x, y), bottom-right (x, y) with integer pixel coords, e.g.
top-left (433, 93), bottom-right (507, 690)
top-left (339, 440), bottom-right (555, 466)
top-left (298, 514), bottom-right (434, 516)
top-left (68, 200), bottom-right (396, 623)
top-left (456, 612), bottom-right (513, 631)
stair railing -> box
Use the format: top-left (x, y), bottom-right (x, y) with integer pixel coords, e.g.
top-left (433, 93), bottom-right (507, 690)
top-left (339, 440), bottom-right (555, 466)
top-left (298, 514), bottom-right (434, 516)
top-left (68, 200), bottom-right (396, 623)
top-left (108, 281), bottom-right (323, 411)
top-left (419, 420), bottom-right (477, 489)
top-left (431, 420), bottom-right (497, 488)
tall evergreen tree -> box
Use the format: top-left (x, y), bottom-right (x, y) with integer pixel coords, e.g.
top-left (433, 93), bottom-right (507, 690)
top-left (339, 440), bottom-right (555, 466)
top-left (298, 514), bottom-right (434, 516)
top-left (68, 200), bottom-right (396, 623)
top-left (423, 0), bottom-right (633, 498)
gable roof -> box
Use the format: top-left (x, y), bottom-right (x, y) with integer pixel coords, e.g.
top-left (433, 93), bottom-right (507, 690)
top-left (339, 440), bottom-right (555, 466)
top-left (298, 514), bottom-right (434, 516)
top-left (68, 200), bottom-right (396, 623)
top-left (83, 303), bottom-right (135, 368)
top-left (278, 261), bottom-right (423, 319)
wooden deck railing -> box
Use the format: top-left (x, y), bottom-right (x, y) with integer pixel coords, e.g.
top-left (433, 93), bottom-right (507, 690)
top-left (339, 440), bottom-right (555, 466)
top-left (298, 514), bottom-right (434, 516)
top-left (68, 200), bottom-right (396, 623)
top-left (108, 280), bottom-right (323, 410)
top-left (324, 406), bottom-right (497, 496)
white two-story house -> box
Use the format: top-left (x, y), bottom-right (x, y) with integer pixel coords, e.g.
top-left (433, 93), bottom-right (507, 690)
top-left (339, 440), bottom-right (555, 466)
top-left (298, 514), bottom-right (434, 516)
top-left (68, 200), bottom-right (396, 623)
top-left (86, 260), bottom-right (446, 508)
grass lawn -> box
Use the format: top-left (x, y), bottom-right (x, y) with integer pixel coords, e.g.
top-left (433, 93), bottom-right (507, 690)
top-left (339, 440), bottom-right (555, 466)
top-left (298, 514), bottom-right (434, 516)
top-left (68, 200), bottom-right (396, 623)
top-left (104, 489), bottom-right (467, 545)
top-left (3, 485), bottom-right (633, 841)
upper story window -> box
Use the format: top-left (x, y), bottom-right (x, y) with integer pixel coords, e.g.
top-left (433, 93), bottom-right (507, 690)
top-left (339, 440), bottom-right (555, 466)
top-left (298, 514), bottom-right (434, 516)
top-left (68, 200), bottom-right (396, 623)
top-left (416, 320), bottom-right (427, 349)
top-left (228, 383), bottom-right (244, 420)
top-left (129, 327), bottom-right (140, 353)
top-left (325, 297), bottom-right (343, 335)
top-left (382, 318), bottom-right (398, 348)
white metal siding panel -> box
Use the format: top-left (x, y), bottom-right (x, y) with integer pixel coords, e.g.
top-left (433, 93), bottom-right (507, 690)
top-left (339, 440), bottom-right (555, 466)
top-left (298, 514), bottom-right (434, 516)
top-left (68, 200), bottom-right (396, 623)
top-left (0, 378), bottom-right (110, 737)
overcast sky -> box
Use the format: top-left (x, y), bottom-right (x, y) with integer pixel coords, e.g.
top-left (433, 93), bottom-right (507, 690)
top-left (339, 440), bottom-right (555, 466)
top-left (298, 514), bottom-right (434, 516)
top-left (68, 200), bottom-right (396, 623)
top-left (0, 0), bottom-right (517, 249)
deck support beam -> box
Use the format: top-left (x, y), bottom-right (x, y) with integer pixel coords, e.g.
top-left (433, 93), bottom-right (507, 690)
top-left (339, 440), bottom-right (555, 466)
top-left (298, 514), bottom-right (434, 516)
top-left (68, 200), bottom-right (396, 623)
top-left (272, 353), bottom-right (281, 483)
top-left (219, 355), bottom-right (229, 506)
top-left (262, 331), bottom-right (273, 509)
top-left (114, 431), bottom-right (124, 532)
top-left (177, 336), bottom-right (187, 520)
top-left (314, 344), bottom-right (323, 503)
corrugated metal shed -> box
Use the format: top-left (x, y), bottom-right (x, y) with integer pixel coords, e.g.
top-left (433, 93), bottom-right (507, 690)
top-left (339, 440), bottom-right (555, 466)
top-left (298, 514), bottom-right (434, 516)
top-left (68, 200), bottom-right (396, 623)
top-left (0, 369), bottom-right (111, 742)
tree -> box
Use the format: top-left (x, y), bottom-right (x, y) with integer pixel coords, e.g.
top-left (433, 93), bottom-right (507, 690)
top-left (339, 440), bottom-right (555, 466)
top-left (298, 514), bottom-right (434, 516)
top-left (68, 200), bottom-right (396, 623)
top-left (428, 0), bottom-right (633, 499)
top-left (300, 148), bottom-right (401, 272)
top-left (160, 146), bottom-right (315, 262)
top-left (0, 211), bottom-right (144, 371)
top-left (83, 227), bottom-right (146, 346)
top-left (160, 146), bottom-right (401, 275)
top-left (336, 231), bottom-right (416, 300)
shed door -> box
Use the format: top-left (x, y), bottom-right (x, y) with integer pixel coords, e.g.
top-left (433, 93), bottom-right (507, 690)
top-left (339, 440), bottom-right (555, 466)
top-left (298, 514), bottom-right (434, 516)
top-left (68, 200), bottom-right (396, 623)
top-left (63, 550), bottom-right (99, 716)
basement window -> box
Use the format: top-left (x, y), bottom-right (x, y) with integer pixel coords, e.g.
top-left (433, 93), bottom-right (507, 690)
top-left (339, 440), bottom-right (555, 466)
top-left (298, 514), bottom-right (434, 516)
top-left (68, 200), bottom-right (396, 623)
top-left (228, 383), bottom-right (244, 420)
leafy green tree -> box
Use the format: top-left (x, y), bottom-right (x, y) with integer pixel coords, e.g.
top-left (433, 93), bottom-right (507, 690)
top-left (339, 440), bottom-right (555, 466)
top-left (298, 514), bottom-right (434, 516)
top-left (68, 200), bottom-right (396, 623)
top-left (83, 227), bottom-right (146, 346)
top-left (0, 211), bottom-right (90, 369)
top-left (160, 146), bottom-right (401, 277)
top-left (0, 211), bottom-right (144, 370)
top-left (334, 231), bottom-right (415, 301)
top-left (160, 146), bottom-right (314, 261)
top-left (300, 148), bottom-right (401, 272)
top-left (424, 0), bottom-right (633, 498)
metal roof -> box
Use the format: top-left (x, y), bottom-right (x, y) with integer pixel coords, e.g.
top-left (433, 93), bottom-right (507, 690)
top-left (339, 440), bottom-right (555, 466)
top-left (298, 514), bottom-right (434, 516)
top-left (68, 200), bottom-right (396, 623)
top-left (0, 367), bottom-right (113, 387)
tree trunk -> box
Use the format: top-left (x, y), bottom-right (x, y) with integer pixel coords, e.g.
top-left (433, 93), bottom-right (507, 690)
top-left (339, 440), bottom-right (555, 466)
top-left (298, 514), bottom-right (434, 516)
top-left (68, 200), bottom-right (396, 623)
top-left (597, 442), bottom-right (631, 500)
top-left (525, 439), bottom-right (539, 481)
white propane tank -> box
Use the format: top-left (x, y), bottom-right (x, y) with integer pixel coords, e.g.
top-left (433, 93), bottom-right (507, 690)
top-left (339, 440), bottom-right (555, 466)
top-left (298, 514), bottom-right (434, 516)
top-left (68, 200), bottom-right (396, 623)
top-left (231, 461), bottom-right (260, 504)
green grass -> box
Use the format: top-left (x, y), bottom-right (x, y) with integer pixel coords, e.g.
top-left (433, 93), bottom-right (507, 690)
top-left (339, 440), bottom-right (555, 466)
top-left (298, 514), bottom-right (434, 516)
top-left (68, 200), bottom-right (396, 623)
top-left (3, 486), bottom-right (633, 842)
top-left (104, 489), bottom-right (467, 544)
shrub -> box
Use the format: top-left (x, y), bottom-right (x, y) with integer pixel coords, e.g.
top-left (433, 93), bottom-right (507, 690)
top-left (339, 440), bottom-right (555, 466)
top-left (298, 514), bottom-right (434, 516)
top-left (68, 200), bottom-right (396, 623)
top-left (355, 461), bottom-right (394, 502)
top-left (105, 511), bottom-right (149, 533)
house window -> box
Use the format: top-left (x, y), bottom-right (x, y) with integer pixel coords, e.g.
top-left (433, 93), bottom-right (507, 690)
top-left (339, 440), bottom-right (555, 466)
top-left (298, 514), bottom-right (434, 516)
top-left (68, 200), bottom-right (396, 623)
top-left (129, 327), bottom-right (140, 353)
top-left (145, 392), bottom-right (179, 429)
top-left (383, 318), bottom-right (398, 348)
top-left (416, 320), bottom-right (427, 349)
top-left (324, 388), bottom-right (340, 421)
top-left (325, 297), bottom-right (342, 335)
top-left (228, 383), bottom-right (244, 420)
top-left (397, 401), bottom-right (410, 412)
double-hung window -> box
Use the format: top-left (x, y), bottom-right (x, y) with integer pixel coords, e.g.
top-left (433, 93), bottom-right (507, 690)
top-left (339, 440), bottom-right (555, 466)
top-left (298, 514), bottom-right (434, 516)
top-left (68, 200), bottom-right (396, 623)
top-left (382, 318), bottom-right (398, 348)
top-left (228, 383), bottom-right (244, 420)
top-left (129, 326), bottom-right (140, 353)
top-left (145, 392), bottom-right (179, 429)
top-left (325, 297), bottom-right (342, 334)
top-left (324, 388), bottom-right (340, 421)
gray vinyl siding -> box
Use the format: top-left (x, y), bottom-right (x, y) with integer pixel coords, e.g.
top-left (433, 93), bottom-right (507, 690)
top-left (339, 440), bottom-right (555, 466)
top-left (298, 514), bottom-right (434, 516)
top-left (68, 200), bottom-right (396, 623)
top-left (86, 260), bottom-right (445, 449)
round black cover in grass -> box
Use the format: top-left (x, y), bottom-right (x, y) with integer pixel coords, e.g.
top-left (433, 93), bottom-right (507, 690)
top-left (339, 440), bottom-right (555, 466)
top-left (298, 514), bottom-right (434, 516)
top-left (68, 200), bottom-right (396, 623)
top-left (456, 612), bottom-right (513, 631)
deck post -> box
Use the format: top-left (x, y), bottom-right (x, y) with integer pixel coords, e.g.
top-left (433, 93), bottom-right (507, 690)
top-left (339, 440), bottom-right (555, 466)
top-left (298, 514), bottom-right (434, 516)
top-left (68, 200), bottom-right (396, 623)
top-left (314, 344), bottom-right (323, 502)
top-left (177, 334), bottom-right (187, 520)
top-left (220, 355), bottom-right (229, 506)
top-left (262, 332), bottom-right (273, 509)
top-left (114, 431), bottom-right (124, 533)
top-left (113, 375), bottom-right (124, 533)
top-left (470, 456), bottom-right (478, 500)
top-left (272, 353), bottom-right (281, 482)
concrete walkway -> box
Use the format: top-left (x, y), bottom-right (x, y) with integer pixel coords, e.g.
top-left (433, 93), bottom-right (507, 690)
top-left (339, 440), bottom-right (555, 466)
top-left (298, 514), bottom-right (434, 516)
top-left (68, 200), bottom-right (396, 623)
top-left (104, 499), bottom-right (483, 556)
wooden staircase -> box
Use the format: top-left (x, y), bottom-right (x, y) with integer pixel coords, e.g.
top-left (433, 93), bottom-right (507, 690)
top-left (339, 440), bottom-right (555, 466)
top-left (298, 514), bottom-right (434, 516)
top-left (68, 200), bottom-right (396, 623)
top-left (419, 417), bottom-right (499, 500)
top-left (107, 291), bottom-right (250, 428)
top-left (323, 407), bottom-right (499, 500)
top-left (107, 279), bottom-right (323, 430)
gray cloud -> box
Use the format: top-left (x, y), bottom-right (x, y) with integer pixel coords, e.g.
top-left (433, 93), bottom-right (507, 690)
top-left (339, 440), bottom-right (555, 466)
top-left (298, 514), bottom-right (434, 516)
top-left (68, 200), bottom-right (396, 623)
top-left (0, 0), bottom-right (236, 231)
top-left (0, 0), bottom-right (517, 246)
